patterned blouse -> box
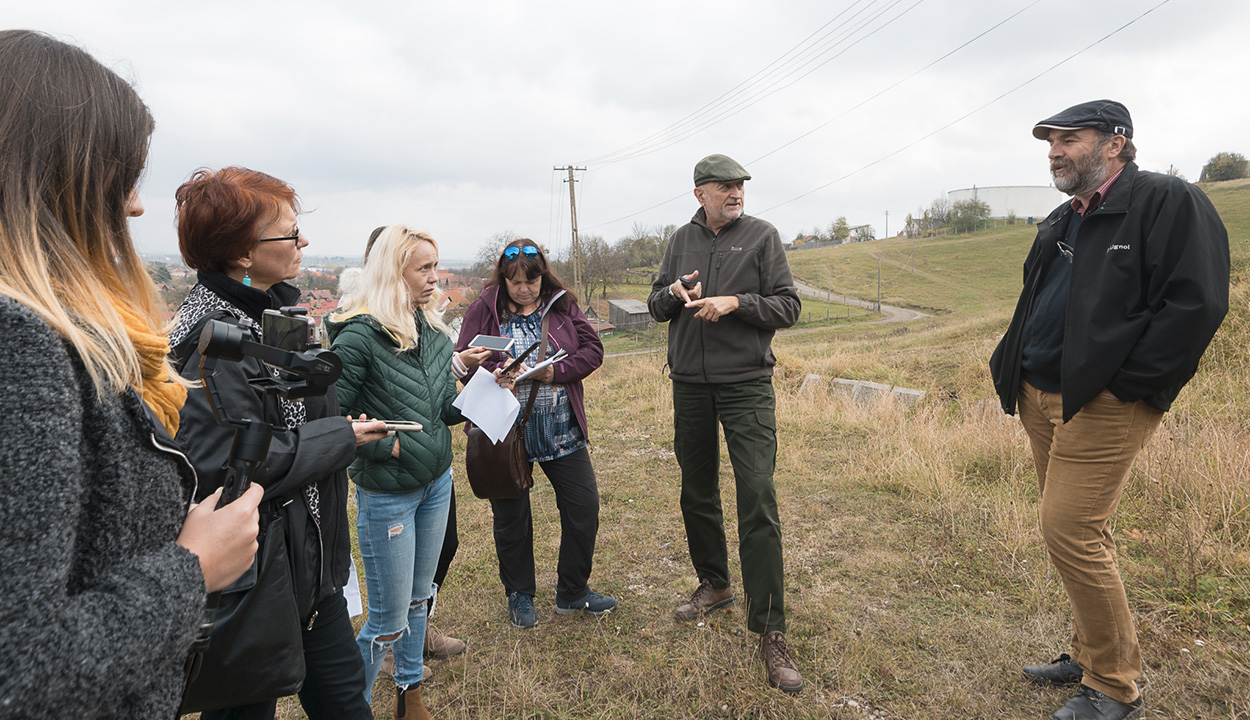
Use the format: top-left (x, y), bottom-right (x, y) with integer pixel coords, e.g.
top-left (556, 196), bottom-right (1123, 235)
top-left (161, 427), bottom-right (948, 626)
top-left (502, 308), bottom-right (585, 463)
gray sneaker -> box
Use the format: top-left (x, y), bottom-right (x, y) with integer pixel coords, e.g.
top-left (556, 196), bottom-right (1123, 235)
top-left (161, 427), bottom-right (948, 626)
top-left (555, 589), bottom-right (618, 616)
top-left (508, 592), bottom-right (537, 628)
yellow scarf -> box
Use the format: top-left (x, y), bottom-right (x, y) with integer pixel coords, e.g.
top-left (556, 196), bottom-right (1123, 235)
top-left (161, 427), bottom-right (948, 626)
top-left (111, 298), bottom-right (187, 436)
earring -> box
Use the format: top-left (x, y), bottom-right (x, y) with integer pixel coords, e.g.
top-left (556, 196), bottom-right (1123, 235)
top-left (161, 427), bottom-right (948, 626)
top-left (243, 271), bottom-right (252, 287)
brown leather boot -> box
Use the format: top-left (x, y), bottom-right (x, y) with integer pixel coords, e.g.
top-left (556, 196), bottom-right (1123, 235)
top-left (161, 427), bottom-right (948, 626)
top-left (424, 624), bottom-right (466, 658)
top-left (760, 630), bottom-right (803, 694)
top-left (395, 684), bottom-right (432, 720)
top-left (674, 579), bottom-right (735, 621)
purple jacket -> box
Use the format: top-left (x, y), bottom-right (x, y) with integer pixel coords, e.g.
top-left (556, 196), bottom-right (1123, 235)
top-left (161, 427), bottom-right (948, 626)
top-left (456, 285), bottom-right (603, 440)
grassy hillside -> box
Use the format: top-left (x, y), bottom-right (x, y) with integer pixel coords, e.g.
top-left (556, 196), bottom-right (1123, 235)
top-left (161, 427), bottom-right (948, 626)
top-left (268, 180), bottom-right (1249, 719)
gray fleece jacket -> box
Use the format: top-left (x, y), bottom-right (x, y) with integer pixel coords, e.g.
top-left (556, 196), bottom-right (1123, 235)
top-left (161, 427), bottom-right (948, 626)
top-left (648, 209), bottom-right (801, 383)
top-left (0, 297), bottom-right (205, 719)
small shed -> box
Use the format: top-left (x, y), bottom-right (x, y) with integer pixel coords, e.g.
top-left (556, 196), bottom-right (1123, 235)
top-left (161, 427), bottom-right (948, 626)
top-left (607, 299), bottom-right (651, 330)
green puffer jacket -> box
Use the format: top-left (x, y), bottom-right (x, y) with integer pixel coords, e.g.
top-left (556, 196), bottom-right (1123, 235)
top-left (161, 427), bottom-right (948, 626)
top-left (327, 310), bottom-right (464, 493)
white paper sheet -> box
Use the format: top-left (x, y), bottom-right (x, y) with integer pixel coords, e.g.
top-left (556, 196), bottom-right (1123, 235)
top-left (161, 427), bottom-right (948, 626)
top-left (515, 348), bottom-right (567, 381)
top-left (452, 368), bottom-right (520, 443)
top-left (345, 561), bottom-right (363, 617)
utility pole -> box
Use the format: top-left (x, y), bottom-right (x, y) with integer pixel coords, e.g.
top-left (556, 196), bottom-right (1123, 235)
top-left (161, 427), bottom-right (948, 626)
top-left (554, 165), bottom-right (586, 302)
top-left (822, 260), bottom-right (830, 324)
top-left (884, 210), bottom-right (888, 239)
top-left (877, 258), bottom-right (881, 312)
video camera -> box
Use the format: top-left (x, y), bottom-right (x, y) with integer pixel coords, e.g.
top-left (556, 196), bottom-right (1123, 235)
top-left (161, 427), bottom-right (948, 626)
top-left (196, 306), bottom-right (342, 505)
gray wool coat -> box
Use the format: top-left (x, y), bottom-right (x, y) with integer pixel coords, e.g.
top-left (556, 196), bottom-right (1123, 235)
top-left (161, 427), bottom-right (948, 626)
top-left (0, 297), bottom-right (205, 719)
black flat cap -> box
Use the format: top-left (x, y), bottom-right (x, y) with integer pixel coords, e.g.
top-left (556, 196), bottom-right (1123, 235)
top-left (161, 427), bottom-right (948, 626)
top-left (693, 154), bottom-right (751, 187)
top-left (1032, 99), bottom-right (1133, 140)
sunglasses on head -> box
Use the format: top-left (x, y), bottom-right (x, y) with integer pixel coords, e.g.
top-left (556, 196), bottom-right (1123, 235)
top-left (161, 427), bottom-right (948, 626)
top-left (503, 245), bottom-right (539, 260)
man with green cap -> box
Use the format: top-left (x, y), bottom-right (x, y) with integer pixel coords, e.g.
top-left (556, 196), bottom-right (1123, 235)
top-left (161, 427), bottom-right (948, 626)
top-left (647, 153), bottom-right (803, 694)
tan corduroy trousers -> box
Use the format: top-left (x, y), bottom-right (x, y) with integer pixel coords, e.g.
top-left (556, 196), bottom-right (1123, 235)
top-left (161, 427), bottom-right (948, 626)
top-left (1017, 381), bottom-right (1163, 704)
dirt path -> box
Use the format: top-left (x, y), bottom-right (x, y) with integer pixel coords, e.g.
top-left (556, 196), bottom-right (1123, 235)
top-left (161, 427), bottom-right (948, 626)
top-left (791, 279), bottom-right (928, 324)
top-left (604, 284), bottom-right (926, 358)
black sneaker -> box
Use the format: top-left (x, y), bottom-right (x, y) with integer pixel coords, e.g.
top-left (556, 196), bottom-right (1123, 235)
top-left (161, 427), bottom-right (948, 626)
top-left (1051, 685), bottom-right (1142, 720)
top-left (1024, 653), bottom-right (1084, 687)
top-left (508, 592), bottom-right (537, 628)
top-left (555, 589), bottom-right (618, 616)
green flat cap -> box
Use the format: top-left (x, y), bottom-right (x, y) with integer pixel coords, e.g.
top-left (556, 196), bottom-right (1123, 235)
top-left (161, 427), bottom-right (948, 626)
top-left (693, 154), bottom-right (751, 187)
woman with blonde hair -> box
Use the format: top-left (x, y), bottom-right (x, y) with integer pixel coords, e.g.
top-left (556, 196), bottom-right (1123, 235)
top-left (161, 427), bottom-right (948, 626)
top-left (0, 30), bottom-right (261, 719)
top-left (328, 226), bottom-right (476, 719)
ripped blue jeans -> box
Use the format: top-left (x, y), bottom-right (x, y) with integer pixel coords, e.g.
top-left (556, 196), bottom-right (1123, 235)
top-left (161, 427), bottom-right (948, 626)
top-left (355, 468), bottom-right (451, 699)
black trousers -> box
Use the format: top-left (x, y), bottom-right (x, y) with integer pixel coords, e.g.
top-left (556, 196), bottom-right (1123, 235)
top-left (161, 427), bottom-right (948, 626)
top-left (489, 447), bottom-right (599, 601)
top-left (200, 589), bottom-right (373, 720)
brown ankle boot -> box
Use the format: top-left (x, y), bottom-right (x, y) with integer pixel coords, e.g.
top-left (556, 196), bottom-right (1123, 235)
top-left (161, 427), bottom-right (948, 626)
top-left (395, 684), bottom-right (432, 720)
top-left (760, 630), bottom-right (804, 694)
top-left (674, 579), bottom-right (735, 621)
top-left (424, 624), bottom-right (466, 658)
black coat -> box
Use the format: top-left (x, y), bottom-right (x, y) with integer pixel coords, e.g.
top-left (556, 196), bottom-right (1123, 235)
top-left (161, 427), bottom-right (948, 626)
top-left (990, 162), bottom-right (1229, 422)
top-left (171, 272), bottom-right (357, 624)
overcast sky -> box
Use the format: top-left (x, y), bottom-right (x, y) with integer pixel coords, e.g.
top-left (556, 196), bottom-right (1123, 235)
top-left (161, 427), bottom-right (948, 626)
top-left (10, 0), bottom-right (1248, 263)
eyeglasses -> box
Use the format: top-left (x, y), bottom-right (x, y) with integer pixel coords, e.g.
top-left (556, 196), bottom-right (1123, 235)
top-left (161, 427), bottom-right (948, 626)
top-left (1056, 240), bottom-right (1075, 264)
top-left (503, 245), bottom-right (539, 260)
top-left (258, 228), bottom-right (301, 243)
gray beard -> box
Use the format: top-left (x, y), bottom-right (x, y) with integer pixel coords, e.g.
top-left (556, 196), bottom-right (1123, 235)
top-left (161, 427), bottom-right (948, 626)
top-left (1052, 153), bottom-right (1109, 198)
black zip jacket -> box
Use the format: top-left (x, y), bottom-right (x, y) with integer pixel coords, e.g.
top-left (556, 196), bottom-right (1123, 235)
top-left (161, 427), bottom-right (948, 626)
top-left (170, 272), bottom-right (357, 626)
top-left (990, 162), bottom-right (1229, 422)
top-left (648, 209), bottom-right (801, 384)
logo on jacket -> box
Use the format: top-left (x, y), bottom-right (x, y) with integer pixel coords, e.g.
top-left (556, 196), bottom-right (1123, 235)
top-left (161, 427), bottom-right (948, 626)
top-left (1106, 244), bottom-right (1131, 254)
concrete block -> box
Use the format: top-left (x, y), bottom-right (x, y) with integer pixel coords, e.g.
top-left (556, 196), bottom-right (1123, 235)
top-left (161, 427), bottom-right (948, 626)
top-left (852, 380), bottom-right (892, 406)
top-left (798, 374), bottom-right (827, 397)
top-left (892, 387), bottom-right (927, 406)
top-left (831, 378), bottom-right (859, 396)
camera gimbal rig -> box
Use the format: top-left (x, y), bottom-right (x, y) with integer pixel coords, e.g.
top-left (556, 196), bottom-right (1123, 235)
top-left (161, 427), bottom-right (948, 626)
top-left (196, 309), bottom-right (341, 505)
top-left (182, 307), bottom-right (341, 695)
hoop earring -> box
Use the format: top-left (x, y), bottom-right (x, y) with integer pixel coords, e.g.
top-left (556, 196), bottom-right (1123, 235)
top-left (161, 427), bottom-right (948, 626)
top-left (243, 271), bottom-right (252, 287)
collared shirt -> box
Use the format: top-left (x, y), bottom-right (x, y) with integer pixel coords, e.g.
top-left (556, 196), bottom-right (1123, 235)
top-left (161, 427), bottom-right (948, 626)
top-left (1071, 165), bottom-right (1125, 217)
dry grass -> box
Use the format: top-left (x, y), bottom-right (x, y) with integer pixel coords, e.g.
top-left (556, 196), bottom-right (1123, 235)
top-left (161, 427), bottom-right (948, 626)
top-left (264, 183), bottom-right (1250, 719)
top-left (267, 313), bottom-right (1248, 718)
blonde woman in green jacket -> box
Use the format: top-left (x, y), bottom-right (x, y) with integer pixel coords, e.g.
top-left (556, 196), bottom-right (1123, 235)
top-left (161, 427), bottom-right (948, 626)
top-left (327, 226), bottom-right (472, 719)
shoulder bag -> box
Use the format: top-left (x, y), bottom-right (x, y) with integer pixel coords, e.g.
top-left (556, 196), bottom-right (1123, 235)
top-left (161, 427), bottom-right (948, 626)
top-left (179, 505), bottom-right (305, 714)
top-left (464, 309), bottom-right (551, 500)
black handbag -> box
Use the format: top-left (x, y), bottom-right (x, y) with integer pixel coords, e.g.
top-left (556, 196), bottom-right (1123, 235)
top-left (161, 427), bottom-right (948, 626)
top-left (464, 310), bottom-right (550, 500)
top-left (179, 506), bottom-right (305, 714)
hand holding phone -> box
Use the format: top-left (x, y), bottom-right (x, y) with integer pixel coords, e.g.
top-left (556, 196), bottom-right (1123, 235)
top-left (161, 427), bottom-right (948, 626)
top-left (468, 334), bottom-right (514, 352)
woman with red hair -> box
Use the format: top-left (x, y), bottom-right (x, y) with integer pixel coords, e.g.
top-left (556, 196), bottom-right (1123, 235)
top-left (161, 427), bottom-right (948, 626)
top-left (170, 167), bottom-right (388, 720)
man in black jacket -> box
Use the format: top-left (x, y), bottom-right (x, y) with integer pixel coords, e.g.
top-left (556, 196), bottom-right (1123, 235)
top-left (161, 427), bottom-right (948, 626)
top-left (989, 100), bottom-right (1229, 720)
top-left (648, 154), bottom-right (803, 694)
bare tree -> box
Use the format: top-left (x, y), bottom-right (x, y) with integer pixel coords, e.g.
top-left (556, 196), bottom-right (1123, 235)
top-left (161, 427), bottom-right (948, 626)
top-left (579, 234), bottom-right (624, 300)
top-left (928, 197), bottom-right (951, 226)
top-left (469, 230), bottom-right (521, 278)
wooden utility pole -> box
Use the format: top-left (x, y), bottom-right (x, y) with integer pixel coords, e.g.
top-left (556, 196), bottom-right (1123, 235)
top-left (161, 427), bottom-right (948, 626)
top-left (554, 165), bottom-right (586, 301)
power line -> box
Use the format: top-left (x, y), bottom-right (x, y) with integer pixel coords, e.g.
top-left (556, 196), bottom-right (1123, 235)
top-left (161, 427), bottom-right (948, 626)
top-left (748, 0), bottom-right (1042, 166)
top-left (754, 0), bottom-right (1173, 217)
top-left (578, 0), bottom-right (906, 167)
top-left (586, 0), bottom-right (927, 168)
top-left (584, 0), bottom-right (1037, 230)
top-left (578, 0), bottom-right (878, 166)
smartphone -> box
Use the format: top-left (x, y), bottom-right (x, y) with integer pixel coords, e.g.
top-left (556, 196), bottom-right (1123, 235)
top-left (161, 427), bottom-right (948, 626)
top-left (381, 421), bottom-right (423, 432)
top-left (468, 334), bottom-right (514, 352)
top-left (262, 309), bottom-right (315, 352)
top-left (502, 341), bottom-right (540, 375)
top-left (679, 276), bottom-right (695, 289)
